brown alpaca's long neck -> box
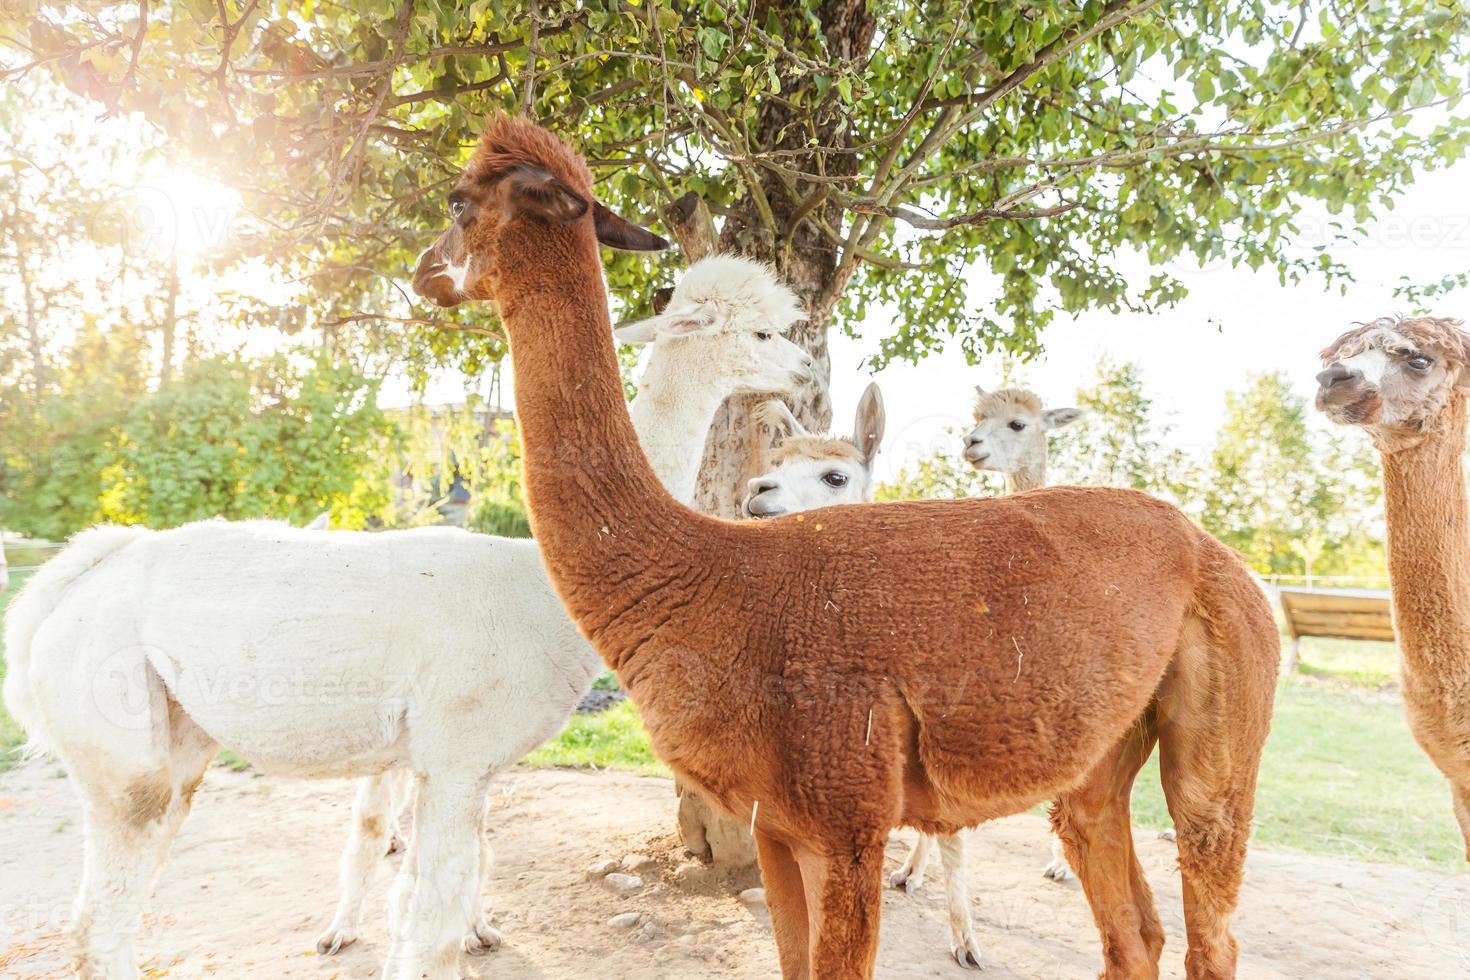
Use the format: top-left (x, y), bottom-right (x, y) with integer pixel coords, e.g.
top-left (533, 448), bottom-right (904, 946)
top-left (1380, 394), bottom-right (1470, 675)
top-left (494, 224), bottom-right (696, 655)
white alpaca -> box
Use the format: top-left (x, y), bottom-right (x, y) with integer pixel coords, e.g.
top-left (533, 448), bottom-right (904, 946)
top-left (619, 253), bottom-right (812, 504)
top-left (2, 255), bottom-right (808, 980)
top-left (743, 384), bottom-right (1082, 971)
top-left (741, 382), bottom-right (885, 519)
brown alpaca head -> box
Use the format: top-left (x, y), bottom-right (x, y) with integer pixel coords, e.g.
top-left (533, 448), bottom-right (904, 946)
top-left (742, 383), bottom-right (885, 518)
top-left (1316, 316), bottom-right (1470, 448)
top-left (961, 386), bottom-right (1082, 475)
top-left (411, 115), bottom-right (668, 308)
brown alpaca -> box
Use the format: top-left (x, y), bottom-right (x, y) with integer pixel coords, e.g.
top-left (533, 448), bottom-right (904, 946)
top-left (1316, 315), bottom-right (1470, 858)
top-left (409, 116), bottom-right (1279, 980)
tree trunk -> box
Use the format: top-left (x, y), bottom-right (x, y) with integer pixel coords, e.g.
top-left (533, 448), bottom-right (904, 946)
top-left (16, 249), bottom-right (47, 400)
top-left (159, 247), bottom-right (180, 386)
top-left (671, 0), bottom-right (876, 871)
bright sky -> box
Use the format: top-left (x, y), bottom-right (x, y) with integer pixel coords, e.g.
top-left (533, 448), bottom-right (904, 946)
top-left (827, 160), bottom-right (1470, 483)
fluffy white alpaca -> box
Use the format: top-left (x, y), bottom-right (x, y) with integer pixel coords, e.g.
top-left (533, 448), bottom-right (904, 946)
top-left (2, 255), bottom-right (809, 980)
top-left (741, 382), bottom-right (885, 519)
top-left (619, 253), bottom-right (812, 504)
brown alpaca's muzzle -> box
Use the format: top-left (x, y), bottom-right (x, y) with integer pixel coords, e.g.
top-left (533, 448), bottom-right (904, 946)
top-left (411, 233), bottom-right (475, 308)
top-left (1314, 361), bottom-right (1382, 424)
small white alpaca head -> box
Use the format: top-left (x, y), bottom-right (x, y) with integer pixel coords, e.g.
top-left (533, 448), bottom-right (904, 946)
top-left (742, 383), bottom-right (885, 519)
top-left (614, 254), bottom-right (814, 395)
top-left (961, 386), bottom-right (1081, 475)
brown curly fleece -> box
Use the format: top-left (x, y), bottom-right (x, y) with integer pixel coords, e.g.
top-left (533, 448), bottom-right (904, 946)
top-left (411, 116), bottom-right (1279, 980)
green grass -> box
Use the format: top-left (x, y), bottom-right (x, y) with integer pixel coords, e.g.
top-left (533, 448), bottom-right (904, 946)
top-left (522, 699), bottom-right (669, 777)
top-left (0, 568), bottom-right (36, 772)
top-left (1293, 634), bottom-right (1400, 687)
top-left (1129, 680), bottom-right (1464, 870)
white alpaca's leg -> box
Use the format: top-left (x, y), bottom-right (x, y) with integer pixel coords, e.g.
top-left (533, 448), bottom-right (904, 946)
top-left (386, 767), bottom-right (414, 854)
top-left (387, 776), bottom-right (422, 944)
top-left (69, 724), bottom-right (215, 979)
top-left (318, 773), bottom-right (397, 954)
top-left (937, 833), bottom-right (982, 970)
top-left (382, 773), bottom-right (488, 980)
top-left (462, 791), bottom-right (501, 955)
top-left (1041, 831), bottom-right (1075, 882)
top-left (889, 832), bottom-right (934, 893)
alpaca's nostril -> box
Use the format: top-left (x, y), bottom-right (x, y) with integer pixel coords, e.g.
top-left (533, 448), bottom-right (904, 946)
top-left (751, 479), bottom-right (779, 495)
top-left (1316, 364), bottom-right (1355, 388)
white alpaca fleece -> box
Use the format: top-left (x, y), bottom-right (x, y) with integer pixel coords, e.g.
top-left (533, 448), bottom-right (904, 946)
top-left (9, 521), bottom-right (596, 779)
top-left (657, 253), bottom-right (806, 334)
top-left (7, 520), bottom-right (596, 980)
top-left (3, 524), bottom-right (147, 757)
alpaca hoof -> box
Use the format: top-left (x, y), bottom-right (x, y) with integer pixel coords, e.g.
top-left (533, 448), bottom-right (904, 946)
top-left (316, 926), bottom-right (357, 955)
top-left (1041, 857), bottom-right (1074, 883)
top-left (463, 920), bottom-right (502, 956)
top-left (951, 940), bottom-right (983, 970)
top-left (889, 869), bottom-right (922, 894)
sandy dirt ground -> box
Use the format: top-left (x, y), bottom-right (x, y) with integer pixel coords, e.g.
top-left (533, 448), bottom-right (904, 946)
top-left (2, 763), bottom-right (1468, 979)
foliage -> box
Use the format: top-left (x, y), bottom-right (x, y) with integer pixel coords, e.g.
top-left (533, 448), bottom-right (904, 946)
top-left (0, 347), bottom-right (395, 536)
top-left (1199, 372), bottom-right (1383, 578)
top-left (1048, 358), bottom-right (1185, 495)
top-left (4, 0), bottom-right (1466, 376)
top-left (104, 354), bottom-right (392, 528)
top-left (875, 435), bottom-right (1003, 502)
top-left (0, 568), bottom-right (35, 772)
top-left (521, 699), bottom-right (669, 777)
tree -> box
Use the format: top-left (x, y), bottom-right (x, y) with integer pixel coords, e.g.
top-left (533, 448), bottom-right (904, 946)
top-left (1048, 358), bottom-right (1183, 495)
top-left (7, 0), bottom-right (1460, 863)
top-left (1199, 372), bottom-right (1382, 579)
top-left (102, 354), bottom-right (393, 528)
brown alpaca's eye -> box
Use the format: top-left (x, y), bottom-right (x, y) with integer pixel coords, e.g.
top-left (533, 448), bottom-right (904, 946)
top-left (822, 471), bottom-right (848, 488)
top-left (1408, 355), bottom-right (1432, 370)
top-left (755, 331), bottom-right (772, 341)
top-left (1008, 420), bottom-right (1027, 432)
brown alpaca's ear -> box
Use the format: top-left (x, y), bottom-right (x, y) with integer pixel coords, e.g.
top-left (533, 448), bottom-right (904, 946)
top-left (504, 165), bottom-right (589, 224)
top-left (594, 202), bottom-right (671, 252)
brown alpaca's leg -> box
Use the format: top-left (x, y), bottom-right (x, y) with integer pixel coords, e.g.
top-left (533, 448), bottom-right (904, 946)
top-left (1157, 732), bottom-right (1256, 980)
top-left (797, 842), bottom-right (886, 980)
top-left (756, 831), bottom-right (811, 980)
top-left (1155, 614), bottom-right (1274, 980)
top-left (1052, 719), bottom-right (1162, 980)
top-left (1451, 783), bottom-right (1470, 862)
